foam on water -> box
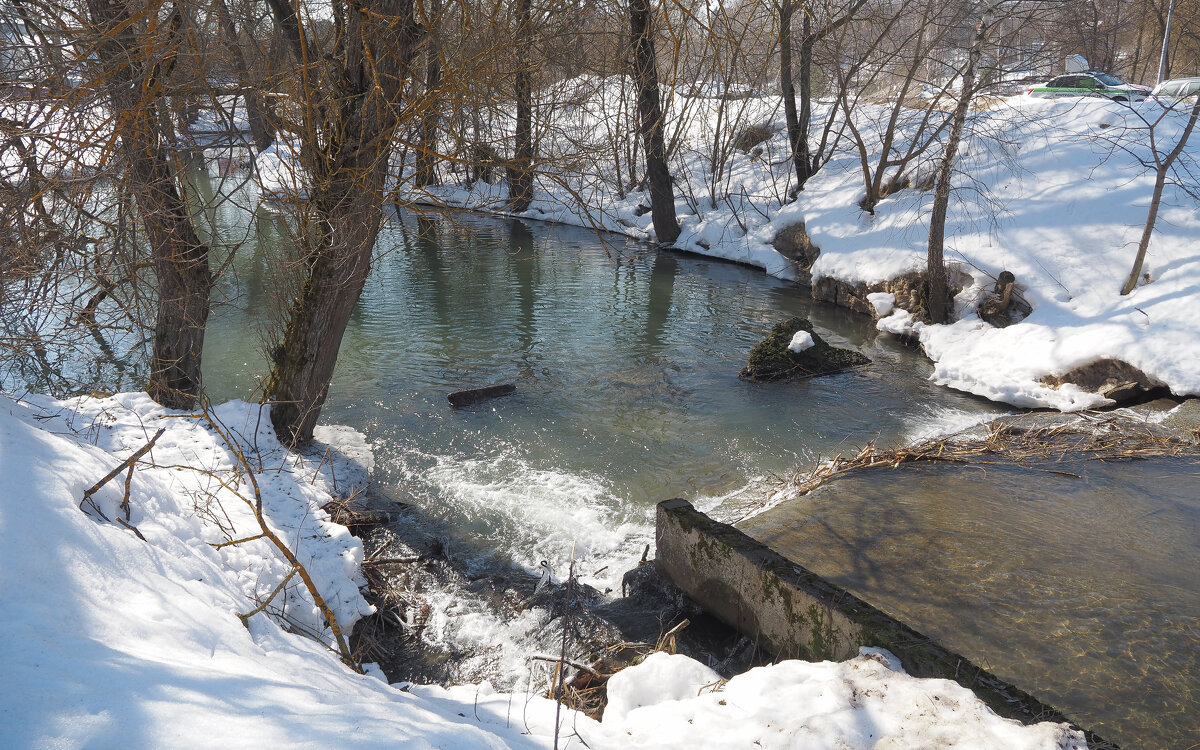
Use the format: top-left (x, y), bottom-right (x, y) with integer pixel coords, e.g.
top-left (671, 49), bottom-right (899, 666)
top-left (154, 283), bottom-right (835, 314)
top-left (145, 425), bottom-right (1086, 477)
top-left (389, 443), bottom-right (652, 592)
top-left (902, 404), bottom-right (1002, 444)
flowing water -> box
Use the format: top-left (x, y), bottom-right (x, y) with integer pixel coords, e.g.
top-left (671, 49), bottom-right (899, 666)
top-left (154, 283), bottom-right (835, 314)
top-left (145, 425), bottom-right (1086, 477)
top-left (740, 451), bottom-right (1200, 750)
top-left (203, 201), bottom-right (1000, 593)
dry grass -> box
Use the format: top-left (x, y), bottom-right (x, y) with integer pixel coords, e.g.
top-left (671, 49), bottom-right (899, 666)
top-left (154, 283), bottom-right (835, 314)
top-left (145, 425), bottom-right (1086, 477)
top-left (734, 413), bottom-right (1200, 521)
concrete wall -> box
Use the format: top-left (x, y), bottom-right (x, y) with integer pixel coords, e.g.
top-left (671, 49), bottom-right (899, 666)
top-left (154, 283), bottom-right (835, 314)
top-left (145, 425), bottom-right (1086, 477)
top-left (654, 498), bottom-right (1111, 745)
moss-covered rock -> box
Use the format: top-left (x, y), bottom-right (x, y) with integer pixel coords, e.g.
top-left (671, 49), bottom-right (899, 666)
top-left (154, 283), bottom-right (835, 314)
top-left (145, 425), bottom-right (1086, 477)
top-left (739, 317), bottom-right (870, 382)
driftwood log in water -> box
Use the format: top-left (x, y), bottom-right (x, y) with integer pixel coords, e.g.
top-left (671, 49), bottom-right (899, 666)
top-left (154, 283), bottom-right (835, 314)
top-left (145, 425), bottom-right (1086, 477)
top-left (447, 383), bottom-right (516, 408)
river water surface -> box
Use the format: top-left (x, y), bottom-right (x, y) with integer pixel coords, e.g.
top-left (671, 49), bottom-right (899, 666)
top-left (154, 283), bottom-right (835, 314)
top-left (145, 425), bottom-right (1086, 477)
top-left (190, 184), bottom-right (1196, 749)
top-left (204, 205), bottom-right (1000, 581)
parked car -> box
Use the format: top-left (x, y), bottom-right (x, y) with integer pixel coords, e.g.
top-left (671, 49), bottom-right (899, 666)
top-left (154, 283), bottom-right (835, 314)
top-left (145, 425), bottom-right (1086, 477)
top-left (1026, 72), bottom-right (1151, 102)
top-left (1151, 76), bottom-right (1200, 101)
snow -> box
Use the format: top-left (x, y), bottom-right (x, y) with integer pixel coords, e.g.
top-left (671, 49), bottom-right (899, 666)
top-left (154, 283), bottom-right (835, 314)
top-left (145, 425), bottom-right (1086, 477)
top-left (387, 82), bottom-right (1200, 411)
top-left (0, 392), bottom-right (1085, 748)
top-left (867, 292), bottom-right (896, 316)
top-left (787, 329), bottom-right (816, 353)
top-left (599, 651), bottom-right (1086, 750)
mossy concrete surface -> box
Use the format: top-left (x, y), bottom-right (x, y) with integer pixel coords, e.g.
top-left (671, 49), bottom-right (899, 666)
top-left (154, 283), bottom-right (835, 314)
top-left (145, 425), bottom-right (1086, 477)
top-left (654, 498), bottom-right (1113, 746)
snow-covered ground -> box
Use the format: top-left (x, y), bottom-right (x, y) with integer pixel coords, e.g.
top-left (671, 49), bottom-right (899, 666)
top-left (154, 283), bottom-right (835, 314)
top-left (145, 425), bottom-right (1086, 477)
top-left (0, 392), bottom-right (1087, 748)
top-left (361, 83), bottom-right (1200, 413)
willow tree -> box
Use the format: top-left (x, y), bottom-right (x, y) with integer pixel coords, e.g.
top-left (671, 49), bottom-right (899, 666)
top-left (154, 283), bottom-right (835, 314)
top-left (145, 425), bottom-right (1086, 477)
top-left (88, 0), bottom-right (213, 408)
top-left (262, 0), bottom-right (424, 444)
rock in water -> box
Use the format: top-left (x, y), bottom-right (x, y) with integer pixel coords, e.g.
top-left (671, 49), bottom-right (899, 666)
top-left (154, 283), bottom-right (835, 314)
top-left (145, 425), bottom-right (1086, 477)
top-left (739, 317), bottom-right (870, 382)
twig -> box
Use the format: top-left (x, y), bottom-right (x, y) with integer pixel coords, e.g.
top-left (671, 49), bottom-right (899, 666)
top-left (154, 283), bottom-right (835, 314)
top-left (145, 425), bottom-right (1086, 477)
top-left (198, 409), bottom-right (358, 670)
top-left (238, 567), bottom-right (299, 626)
top-left (362, 556), bottom-right (423, 566)
top-left (528, 654), bottom-right (605, 678)
top-left (553, 543), bottom-right (577, 750)
top-left (79, 427), bottom-right (166, 522)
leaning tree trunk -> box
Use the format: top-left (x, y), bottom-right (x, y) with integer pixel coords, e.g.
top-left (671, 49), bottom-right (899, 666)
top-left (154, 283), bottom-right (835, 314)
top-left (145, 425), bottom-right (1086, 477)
top-left (264, 0), bottom-right (423, 445)
top-left (1121, 94), bottom-right (1200, 295)
top-left (89, 0), bottom-right (212, 409)
top-left (265, 190), bottom-right (381, 444)
top-left (509, 0), bottom-right (534, 211)
top-left (629, 0), bottom-right (680, 246)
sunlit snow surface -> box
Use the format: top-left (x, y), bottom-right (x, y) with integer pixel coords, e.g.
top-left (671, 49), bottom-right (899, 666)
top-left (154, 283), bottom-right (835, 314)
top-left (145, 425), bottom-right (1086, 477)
top-left (0, 394), bottom-right (1084, 748)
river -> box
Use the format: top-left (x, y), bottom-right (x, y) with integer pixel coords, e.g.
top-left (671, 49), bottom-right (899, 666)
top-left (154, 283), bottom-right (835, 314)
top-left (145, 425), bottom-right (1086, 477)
top-left (28, 165), bottom-right (1197, 749)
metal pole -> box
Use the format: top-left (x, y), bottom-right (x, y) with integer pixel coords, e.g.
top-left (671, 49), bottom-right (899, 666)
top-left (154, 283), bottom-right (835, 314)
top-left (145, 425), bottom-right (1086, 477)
top-left (1157, 0), bottom-right (1176, 85)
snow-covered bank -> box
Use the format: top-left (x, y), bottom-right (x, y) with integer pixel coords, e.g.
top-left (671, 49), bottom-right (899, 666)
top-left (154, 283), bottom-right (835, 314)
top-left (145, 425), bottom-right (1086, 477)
top-left (1, 392), bottom-right (1086, 748)
top-left (373, 85), bottom-right (1200, 411)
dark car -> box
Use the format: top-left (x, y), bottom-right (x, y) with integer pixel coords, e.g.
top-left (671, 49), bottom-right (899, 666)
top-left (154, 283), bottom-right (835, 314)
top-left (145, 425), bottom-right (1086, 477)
top-left (1027, 72), bottom-right (1151, 102)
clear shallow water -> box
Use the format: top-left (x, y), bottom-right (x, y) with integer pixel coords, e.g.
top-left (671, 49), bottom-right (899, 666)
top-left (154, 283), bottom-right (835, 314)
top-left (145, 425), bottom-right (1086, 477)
top-left (741, 454), bottom-right (1200, 750)
top-left (203, 203), bottom-right (1001, 590)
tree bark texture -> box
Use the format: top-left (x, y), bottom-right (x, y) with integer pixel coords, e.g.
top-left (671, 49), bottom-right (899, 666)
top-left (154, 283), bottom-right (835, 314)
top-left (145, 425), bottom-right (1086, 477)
top-left (629, 0), bottom-right (680, 245)
top-left (88, 0), bottom-right (212, 409)
top-left (264, 0), bottom-right (423, 445)
top-left (509, 0), bottom-right (534, 211)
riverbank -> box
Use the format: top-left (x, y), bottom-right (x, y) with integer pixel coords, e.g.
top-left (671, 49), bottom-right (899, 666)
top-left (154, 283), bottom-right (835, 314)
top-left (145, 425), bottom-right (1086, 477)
top-left (2, 391), bottom-right (1092, 748)
top-left (380, 90), bottom-right (1200, 413)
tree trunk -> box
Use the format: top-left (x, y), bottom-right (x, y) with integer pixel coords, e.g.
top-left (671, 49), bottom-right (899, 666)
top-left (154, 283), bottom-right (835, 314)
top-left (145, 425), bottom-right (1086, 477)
top-left (780, 4), bottom-right (819, 192)
top-left (416, 0), bottom-right (443, 187)
top-left (796, 28), bottom-right (816, 186)
top-left (266, 192), bottom-right (380, 443)
top-left (780, 0), bottom-right (803, 192)
top-left (1122, 94), bottom-right (1200, 295)
top-left (214, 0), bottom-right (275, 151)
top-left (927, 19), bottom-right (985, 325)
top-left (264, 0), bottom-right (423, 445)
top-left (629, 0), bottom-right (680, 246)
top-left (89, 0), bottom-right (212, 409)
top-left (509, 0), bottom-right (533, 211)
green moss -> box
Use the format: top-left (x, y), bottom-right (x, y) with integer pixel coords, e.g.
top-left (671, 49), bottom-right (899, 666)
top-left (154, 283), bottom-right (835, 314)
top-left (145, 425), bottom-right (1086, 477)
top-left (805, 603), bottom-right (840, 661)
top-left (739, 317), bottom-right (870, 382)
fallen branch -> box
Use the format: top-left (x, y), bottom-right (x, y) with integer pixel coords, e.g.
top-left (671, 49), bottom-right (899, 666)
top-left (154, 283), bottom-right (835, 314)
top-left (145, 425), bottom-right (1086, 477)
top-left (528, 654), bottom-right (606, 678)
top-left (79, 427), bottom-right (166, 523)
top-left (195, 410), bottom-right (358, 671)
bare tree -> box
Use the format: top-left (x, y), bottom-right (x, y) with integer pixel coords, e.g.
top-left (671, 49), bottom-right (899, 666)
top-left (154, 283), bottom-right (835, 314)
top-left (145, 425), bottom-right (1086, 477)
top-left (87, 0), bottom-right (213, 408)
top-left (1121, 93), bottom-right (1200, 295)
top-left (779, 0), bottom-right (868, 193)
top-left (926, 6), bottom-right (993, 324)
top-left (629, 0), bottom-right (680, 245)
top-left (509, 0), bottom-right (534, 211)
top-left (261, 0), bottom-right (424, 445)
